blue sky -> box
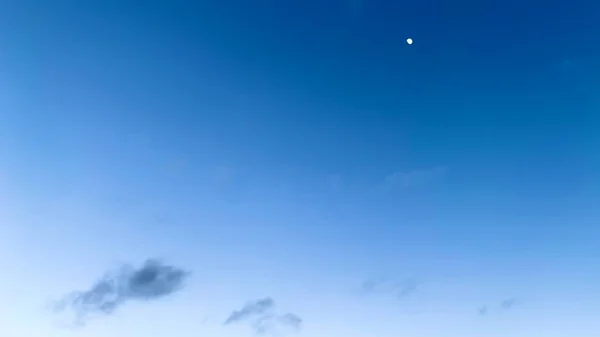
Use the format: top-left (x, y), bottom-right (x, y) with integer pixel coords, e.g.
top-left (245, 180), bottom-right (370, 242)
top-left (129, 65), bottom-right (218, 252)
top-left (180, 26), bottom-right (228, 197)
top-left (1, 1), bottom-right (599, 336)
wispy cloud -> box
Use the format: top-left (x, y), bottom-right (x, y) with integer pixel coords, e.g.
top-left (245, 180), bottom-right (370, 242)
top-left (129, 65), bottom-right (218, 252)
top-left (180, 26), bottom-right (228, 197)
top-left (277, 313), bottom-right (303, 329)
top-left (360, 278), bottom-right (420, 298)
top-left (500, 298), bottom-right (517, 310)
top-left (225, 298), bottom-right (276, 325)
top-left (224, 297), bottom-right (302, 335)
top-left (383, 166), bottom-right (446, 189)
top-left (478, 306), bottom-right (488, 316)
top-left (213, 165), bottom-right (236, 185)
top-left (477, 298), bottom-right (518, 316)
top-left (53, 259), bottom-right (190, 325)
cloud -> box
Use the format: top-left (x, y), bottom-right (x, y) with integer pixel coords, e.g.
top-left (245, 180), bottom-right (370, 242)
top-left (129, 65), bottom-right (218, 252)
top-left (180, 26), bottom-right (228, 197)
top-left (53, 259), bottom-right (190, 325)
top-left (360, 278), bottom-right (420, 298)
top-left (478, 306), bottom-right (488, 316)
top-left (277, 313), bottom-right (303, 329)
top-left (477, 298), bottom-right (517, 316)
top-left (224, 297), bottom-right (302, 335)
top-left (383, 166), bottom-right (446, 189)
top-left (213, 165), bottom-right (235, 185)
top-left (500, 298), bottom-right (517, 310)
top-left (224, 297), bottom-right (276, 325)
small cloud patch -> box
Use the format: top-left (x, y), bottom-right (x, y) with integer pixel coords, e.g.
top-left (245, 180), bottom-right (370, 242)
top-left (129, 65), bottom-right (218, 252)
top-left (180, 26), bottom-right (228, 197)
top-left (383, 167), bottom-right (446, 189)
top-left (360, 278), bottom-right (420, 298)
top-left (225, 297), bottom-right (302, 335)
top-left (500, 298), bottom-right (517, 310)
top-left (478, 306), bottom-right (488, 316)
top-left (53, 259), bottom-right (190, 325)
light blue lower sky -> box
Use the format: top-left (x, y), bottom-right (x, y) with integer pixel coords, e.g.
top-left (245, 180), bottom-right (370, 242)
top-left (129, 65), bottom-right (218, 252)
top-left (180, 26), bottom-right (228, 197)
top-left (2, 122), bottom-right (600, 336)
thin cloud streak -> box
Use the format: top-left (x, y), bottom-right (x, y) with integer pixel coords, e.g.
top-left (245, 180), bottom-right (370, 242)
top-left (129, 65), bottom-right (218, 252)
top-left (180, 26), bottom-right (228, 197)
top-left (383, 166), bottom-right (447, 189)
top-left (224, 297), bottom-right (302, 335)
top-left (500, 298), bottom-right (517, 310)
top-left (478, 306), bottom-right (488, 316)
top-left (224, 297), bottom-right (276, 325)
top-left (360, 278), bottom-right (420, 298)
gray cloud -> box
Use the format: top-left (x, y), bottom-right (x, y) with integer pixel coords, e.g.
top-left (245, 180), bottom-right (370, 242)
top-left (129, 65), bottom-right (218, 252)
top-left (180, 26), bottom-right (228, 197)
top-left (225, 297), bottom-right (302, 335)
top-left (383, 167), bottom-right (446, 189)
top-left (478, 306), bottom-right (488, 316)
top-left (360, 278), bottom-right (420, 298)
top-left (500, 298), bottom-right (517, 310)
top-left (477, 298), bottom-right (518, 316)
top-left (53, 259), bottom-right (190, 325)
top-left (277, 313), bottom-right (302, 329)
top-left (225, 297), bottom-right (276, 325)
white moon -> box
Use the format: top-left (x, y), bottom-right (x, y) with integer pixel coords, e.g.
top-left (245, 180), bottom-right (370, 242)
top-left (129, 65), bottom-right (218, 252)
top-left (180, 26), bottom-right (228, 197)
top-left (406, 38), bottom-right (413, 45)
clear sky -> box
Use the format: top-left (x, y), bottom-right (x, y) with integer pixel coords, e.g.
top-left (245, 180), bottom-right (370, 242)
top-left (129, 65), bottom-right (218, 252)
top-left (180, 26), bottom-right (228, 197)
top-left (1, 1), bottom-right (599, 336)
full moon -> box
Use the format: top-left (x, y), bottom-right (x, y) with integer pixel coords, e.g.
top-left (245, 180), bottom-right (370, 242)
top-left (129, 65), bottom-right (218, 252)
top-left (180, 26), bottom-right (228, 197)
top-left (406, 38), bottom-right (413, 45)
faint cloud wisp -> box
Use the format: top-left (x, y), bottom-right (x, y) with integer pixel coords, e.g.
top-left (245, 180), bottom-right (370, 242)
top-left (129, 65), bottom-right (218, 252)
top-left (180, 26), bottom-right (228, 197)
top-left (225, 298), bottom-right (275, 324)
top-left (360, 277), bottom-right (420, 299)
top-left (477, 298), bottom-right (518, 316)
top-left (224, 297), bottom-right (302, 335)
top-left (53, 259), bottom-right (190, 325)
top-left (478, 306), bottom-right (488, 316)
top-left (213, 165), bottom-right (236, 185)
top-left (500, 298), bottom-right (517, 310)
top-left (383, 166), bottom-right (446, 189)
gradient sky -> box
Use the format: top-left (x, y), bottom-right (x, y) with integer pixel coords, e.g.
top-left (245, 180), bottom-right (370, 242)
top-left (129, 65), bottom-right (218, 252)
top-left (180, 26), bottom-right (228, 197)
top-left (1, 1), bottom-right (599, 336)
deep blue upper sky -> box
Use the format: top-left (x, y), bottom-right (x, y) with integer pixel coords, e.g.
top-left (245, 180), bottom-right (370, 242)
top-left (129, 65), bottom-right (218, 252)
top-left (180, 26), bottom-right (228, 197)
top-left (1, 0), bottom-right (598, 254)
top-left (3, 0), bottom-right (597, 213)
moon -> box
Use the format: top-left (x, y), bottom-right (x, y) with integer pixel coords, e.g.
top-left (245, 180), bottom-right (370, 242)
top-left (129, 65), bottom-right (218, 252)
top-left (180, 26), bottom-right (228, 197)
top-left (406, 38), bottom-right (413, 45)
